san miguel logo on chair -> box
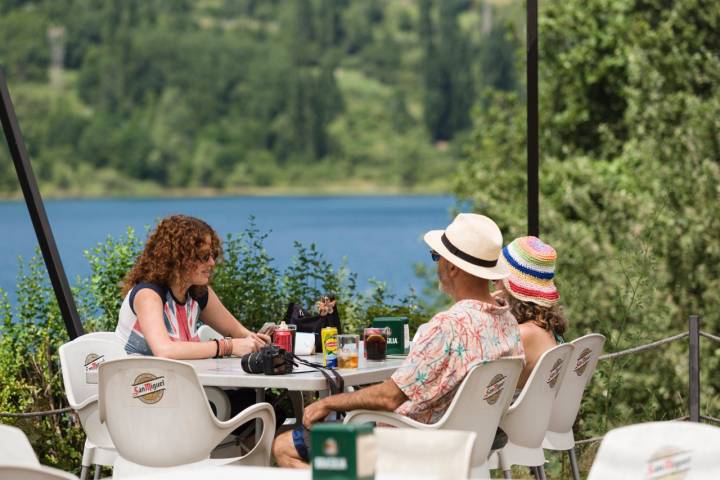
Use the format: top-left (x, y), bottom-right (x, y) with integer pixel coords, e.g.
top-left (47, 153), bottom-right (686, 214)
top-left (84, 353), bottom-right (105, 371)
top-left (546, 359), bottom-right (563, 388)
top-left (574, 348), bottom-right (592, 376)
top-left (132, 373), bottom-right (166, 404)
top-left (84, 354), bottom-right (104, 383)
top-left (482, 374), bottom-right (507, 405)
top-left (645, 446), bottom-right (691, 480)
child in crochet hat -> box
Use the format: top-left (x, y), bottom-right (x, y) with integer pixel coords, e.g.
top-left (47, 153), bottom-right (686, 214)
top-left (496, 236), bottom-right (567, 389)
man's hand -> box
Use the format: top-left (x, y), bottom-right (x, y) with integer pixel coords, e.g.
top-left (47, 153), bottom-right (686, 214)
top-left (303, 399), bottom-right (331, 429)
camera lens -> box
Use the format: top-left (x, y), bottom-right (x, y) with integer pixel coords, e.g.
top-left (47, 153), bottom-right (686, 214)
top-left (240, 350), bottom-right (265, 374)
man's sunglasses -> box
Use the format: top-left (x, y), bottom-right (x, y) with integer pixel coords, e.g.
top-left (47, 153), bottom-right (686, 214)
top-left (430, 250), bottom-right (441, 262)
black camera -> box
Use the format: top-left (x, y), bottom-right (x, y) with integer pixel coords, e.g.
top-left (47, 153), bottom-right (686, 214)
top-left (240, 345), bottom-right (294, 375)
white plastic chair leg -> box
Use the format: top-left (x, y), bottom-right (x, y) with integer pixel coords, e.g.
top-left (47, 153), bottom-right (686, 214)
top-left (79, 466), bottom-right (88, 480)
top-left (498, 449), bottom-right (511, 479)
top-left (93, 464), bottom-right (101, 480)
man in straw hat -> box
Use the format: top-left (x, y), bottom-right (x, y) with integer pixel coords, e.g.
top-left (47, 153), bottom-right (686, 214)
top-left (272, 213), bottom-right (523, 468)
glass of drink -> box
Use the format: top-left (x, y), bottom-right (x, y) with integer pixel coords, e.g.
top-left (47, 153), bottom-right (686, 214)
top-left (286, 324), bottom-right (297, 354)
top-left (337, 334), bottom-right (359, 369)
top-left (363, 327), bottom-right (389, 361)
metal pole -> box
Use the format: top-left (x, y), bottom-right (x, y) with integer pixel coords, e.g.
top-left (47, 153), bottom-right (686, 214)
top-left (0, 69), bottom-right (84, 339)
top-left (527, 0), bottom-right (539, 237)
top-left (688, 315), bottom-right (700, 422)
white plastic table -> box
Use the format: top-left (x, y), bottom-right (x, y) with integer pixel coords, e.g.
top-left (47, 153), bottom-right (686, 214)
top-left (185, 354), bottom-right (406, 391)
top-left (190, 353), bottom-right (406, 438)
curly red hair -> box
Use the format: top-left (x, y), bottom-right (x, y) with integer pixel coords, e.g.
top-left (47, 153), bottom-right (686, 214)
top-left (121, 215), bottom-right (222, 298)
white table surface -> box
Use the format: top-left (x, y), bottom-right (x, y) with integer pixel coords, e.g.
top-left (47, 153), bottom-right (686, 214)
top-left (87, 354), bottom-right (406, 391)
top-left (124, 465), bottom-right (442, 480)
top-left (186, 354), bottom-right (406, 390)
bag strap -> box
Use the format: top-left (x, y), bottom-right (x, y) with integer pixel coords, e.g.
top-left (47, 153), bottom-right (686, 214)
top-left (291, 354), bottom-right (345, 395)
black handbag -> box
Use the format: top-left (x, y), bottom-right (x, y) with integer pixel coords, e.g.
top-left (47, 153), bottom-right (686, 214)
top-left (284, 297), bottom-right (342, 352)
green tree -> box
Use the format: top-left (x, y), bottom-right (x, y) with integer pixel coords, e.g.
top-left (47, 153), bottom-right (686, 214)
top-left (420, 0), bottom-right (474, 141)
top-left (0, 9), bottom-right (49, 81)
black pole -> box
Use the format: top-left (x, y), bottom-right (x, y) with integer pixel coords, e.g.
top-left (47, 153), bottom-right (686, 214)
top-left (688, 315), bottom-right (700, 422)
top-left (527, 0), bottom-right (539, 237)
top-left (0, 70), bottom-right (84, 339)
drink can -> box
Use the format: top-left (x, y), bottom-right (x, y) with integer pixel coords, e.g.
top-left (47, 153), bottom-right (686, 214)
top-left (273, 328), bottom-right (293, 352)
top-left (321, 327), bottom-right (338, 368)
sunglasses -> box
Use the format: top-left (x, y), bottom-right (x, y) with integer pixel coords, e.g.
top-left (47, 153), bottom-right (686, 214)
top-left (197, 249), bottom-right (219, 263)
top-left (430, 250), bottom-right (441, 262)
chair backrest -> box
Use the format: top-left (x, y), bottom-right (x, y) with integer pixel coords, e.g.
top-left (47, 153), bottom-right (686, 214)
top-left (435, 357), bottom-right (523, 467)
top-left (59, 333), bottom-right (127, 408)
top-left (548, 333), bottom-right (605, 434)
top-left (375, 428), bottom-right (476, 479)
top-left (588, 421), bottom-right (720, 480)
top-left (0, 424), bottom-right (39, 466)
top-left (98, 356), bottom-right (228, 467)
top-left (197, 325), bottom-right (222, 341)
top-left (500, 343), bottom-right (574, 448)
top-left (0, 464), bottom-right (79, 479)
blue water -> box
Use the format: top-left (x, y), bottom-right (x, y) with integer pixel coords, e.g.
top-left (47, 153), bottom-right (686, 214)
top-left (0, 196), bottom-right (456, 303)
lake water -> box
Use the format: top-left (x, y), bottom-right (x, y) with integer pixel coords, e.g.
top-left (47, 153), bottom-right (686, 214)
top-left (0, 196), bottom-right (456, 303)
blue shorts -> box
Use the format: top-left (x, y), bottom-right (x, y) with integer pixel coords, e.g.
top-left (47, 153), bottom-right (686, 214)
top-left (292, 425), bottom-right (311, 462)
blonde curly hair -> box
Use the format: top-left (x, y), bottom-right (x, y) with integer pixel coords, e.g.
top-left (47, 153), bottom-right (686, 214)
top-left (121, 215), bottom-right (222, 299)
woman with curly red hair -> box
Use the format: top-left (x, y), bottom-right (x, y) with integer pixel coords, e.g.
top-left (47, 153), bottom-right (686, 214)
top-left (115, 214), bottom-right (269, 358)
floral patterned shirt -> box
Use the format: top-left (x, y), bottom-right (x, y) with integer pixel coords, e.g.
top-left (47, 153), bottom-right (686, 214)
top-left (391, 298), bottom-right (523, 424)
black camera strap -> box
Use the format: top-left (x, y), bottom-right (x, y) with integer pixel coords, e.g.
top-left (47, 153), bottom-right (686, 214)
top-left (290, 354), bottom-right (345, 396)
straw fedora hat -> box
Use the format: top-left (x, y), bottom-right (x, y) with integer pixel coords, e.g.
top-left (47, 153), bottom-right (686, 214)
top-left (424, 213), bottom-right (509, 280)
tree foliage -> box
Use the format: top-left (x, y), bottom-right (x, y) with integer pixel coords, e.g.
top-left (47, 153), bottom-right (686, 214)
top-left (0, 0), bottom-right (517, 196)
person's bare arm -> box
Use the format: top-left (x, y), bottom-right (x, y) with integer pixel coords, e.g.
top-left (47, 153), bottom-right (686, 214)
top-left (135, 288), bottom-right (264, 359)
top-left (200, 287), bottom-right (271, 345)
top-left (303, 379), bottom-right (408, 428)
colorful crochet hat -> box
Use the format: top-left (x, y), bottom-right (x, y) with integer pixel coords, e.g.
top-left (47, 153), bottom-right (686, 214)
top-left (500, 236), bottom-right (559, 307)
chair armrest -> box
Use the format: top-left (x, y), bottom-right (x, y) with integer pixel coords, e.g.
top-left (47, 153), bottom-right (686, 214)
top-left (75, 394), bottom-right (98, 412)
top-left (219, 402), bottom-right (276, 467)
top-left (344, 409), bottom-right (434, 430)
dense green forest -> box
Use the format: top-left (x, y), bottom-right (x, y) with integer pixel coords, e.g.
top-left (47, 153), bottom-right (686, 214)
top-left (0, 0), bottom-right (520, 197)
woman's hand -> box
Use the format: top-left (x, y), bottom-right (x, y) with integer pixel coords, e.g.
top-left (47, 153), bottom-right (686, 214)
top-left (252, 332), bottom-right (272, 345)
top-left (231, 336), bottom-right (266, 356)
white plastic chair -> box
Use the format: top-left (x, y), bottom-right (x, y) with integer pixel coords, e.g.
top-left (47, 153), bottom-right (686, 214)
top-left (196, 324), bottom-right (236, 422)
top-left (543, 333), bottom-right (606, 480)
top-left (489, 343), bottom-right (574, 479)
top-left (59, 333), bottom-right (128, 480)
top-left (0, 424), bottom-right (79, 479)
top-left (97, 356), bottom-right (275, 473)
top-left (0, 464), bottom-right (80, 479)
top-left (197, 324), bottom-right (223, 341)
top-left (0, 424), bottom-right (39, 466)
top-left (345, 357), bottom-right (524, 479)
top-left (588, 421), bottom-right (720, 479)
top-left (375, 427), bottom-right (477, 479)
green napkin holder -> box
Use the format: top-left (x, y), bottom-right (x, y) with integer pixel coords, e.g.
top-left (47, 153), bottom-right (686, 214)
top-left (372, 317), bottom-right (409, 355)
top-left (311, 422), bottom-right (376, 480)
